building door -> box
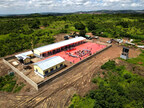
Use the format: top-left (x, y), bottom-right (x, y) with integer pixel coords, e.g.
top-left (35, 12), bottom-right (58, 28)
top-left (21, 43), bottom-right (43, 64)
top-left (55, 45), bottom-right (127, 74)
top-left (60, 64), bottom-right (63, 67)
top-left (50, 68), bottom-right (54, 72)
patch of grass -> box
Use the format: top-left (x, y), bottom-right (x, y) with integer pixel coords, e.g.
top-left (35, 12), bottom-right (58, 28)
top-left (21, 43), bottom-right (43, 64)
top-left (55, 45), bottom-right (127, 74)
top-left (0, 74), bottom-right (24, 93)
top-left (13, 83), bottom-right (25, 93)
top-left (91, 78), bottom-right (98, 84)
top-left (126, 50), bottom-right (144, 66)
top-left (69, 94), bottom-right (95, 108)
top-left (101, 60), bottom-right (116, 70)
top-left (0, 75), bottom-right (16, 92)
top-left (1, 81), bottom-right (16, 92)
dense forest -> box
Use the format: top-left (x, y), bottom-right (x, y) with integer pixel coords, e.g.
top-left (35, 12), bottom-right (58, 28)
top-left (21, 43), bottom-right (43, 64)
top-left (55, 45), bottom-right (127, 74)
top-left (0, 14), bottom-right (144, 57)
top-left (69, 50), bottom-right (144, 108)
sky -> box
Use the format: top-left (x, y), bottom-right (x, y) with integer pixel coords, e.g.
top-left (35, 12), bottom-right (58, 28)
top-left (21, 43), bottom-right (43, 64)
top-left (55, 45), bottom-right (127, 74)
top-left (0, 0), bottom-right (144, 14)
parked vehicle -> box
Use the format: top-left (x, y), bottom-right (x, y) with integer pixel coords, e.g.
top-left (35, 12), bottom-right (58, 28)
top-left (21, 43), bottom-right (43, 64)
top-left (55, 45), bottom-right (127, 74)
top-left (64, 35), bottom-right (69, 40)
top-left (92, 36), bottom-right (99, 39)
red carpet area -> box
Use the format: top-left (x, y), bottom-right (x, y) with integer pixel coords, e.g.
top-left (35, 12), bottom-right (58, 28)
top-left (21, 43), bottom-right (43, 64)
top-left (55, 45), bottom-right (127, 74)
top-left (42, 42), bottom-right (106, 64)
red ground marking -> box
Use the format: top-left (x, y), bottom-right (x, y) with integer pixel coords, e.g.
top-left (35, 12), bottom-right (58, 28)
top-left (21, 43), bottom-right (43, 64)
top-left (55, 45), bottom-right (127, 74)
top-left (41, 42), bottom-right (106, 64)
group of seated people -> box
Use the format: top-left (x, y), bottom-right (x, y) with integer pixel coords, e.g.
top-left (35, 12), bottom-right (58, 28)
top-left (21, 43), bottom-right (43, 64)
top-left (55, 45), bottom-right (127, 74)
top-left (66, 52), bottom-right (78, 58)
top-left (75, 49), bottom-right (92, 57)
top-left (66, 49), bottom-right (92, 58)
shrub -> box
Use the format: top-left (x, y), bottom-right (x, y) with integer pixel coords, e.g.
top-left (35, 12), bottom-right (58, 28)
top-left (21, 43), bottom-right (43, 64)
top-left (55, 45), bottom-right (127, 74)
top-left (43, 21), bottom-right (49, 27)
top-left (13, 83), bottom-right (25, 93)
top-left (74, 23), bottom-right (85, 30)
top-left (79, 30), bottom-right (86, 36)
top-left (60, 29), bottom-right (67, 33)
top-left (102, 72), bottom-right (105, 75)
top-left (101, 60), bottom-right (116, 70)
top-left (124, 73), bottom-right (131, 79)
top-left (0, 75), bottom-right (24, 93)
top-left (92, 78), bottom-right (98, 83)
top-left (1, 80), bottom-right (16, 92)
top-left (65, 25), bottom-right (69, 29)
top-left (87, 22), bottom-right (96, 31)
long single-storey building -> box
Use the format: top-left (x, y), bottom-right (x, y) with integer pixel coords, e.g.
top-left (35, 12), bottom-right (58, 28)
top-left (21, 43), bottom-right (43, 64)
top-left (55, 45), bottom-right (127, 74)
top-left (34, 37), bottom-right (86, 58)
top-left (34, 56), bottom-right (65, 78)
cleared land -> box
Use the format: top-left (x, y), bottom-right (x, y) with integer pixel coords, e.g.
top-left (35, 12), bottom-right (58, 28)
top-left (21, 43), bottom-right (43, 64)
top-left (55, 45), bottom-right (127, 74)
top-left (0, 36), bottom-right (141, 108)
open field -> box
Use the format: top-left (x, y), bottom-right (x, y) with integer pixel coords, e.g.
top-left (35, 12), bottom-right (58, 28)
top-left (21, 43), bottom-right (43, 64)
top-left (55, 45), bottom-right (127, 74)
top-left (0, 36), bottom-right (141, 108)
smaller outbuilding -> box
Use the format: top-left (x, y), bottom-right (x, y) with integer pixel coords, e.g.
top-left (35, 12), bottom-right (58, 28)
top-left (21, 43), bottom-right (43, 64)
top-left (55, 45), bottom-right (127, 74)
top-left (16, 55), bottom-right (31, 64)
top-left (120, 47), bottom-right (129, 60)
top-left (34, 56), bottom-right (65, 78)
top-left (15, 51), bottom-right (33, 64)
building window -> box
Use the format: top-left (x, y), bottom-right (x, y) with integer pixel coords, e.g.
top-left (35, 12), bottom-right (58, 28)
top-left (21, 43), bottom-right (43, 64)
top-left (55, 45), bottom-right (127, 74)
top-left (45, 71), bottom-right (48, 75)
top-left (60, 64), bottom-right (63, 67)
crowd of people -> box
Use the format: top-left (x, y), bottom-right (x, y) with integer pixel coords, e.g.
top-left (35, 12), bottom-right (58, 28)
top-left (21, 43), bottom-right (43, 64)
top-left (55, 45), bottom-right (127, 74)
top-left (65, 49), bottom-right (92, 58)
top-left (75, 49), bottom-right (92, 57)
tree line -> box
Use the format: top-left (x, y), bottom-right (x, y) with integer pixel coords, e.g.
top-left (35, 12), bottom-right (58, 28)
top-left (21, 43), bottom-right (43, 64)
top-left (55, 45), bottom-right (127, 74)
top-left (0, 13), bottom-right (144, 57)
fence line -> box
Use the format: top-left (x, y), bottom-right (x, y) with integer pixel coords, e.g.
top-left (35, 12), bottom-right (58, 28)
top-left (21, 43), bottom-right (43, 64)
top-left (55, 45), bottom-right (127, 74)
top-left (3, 58), bottom-right (38, 90)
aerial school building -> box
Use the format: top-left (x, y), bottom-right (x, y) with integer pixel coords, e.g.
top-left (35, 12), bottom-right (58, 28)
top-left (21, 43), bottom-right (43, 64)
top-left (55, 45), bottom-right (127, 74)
top-left (13, 36), bottom-right (109, 80)
top-left (33, 37), bottom-right (86, 58)
top-left (15, 37), bottom-right (86, 78)
top-left (32, 37), bottom-right (86, 78)
top-left (34, 56), bottom-right (65, 78)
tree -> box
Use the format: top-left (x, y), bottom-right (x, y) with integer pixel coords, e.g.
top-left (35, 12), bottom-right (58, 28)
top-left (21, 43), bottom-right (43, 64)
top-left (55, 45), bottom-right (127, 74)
top-left (60, 29), bottom-right (67, 33)
top-left (87, 22), bottom-right (96, 31)
top-left (117, 21), bottom-right (129, 28)
top-left (43, 21), bottom-right (49, 27)
top-left (79, 30), bottom-right (86, 36)
top-left (74, 23), bottom-right (85, 30)
top-left (65, 25), bottom-right (69, 29)
top-left (101, 60), bottom-right (116, 70)
top-left (28, 20), bottom-right (40, 29)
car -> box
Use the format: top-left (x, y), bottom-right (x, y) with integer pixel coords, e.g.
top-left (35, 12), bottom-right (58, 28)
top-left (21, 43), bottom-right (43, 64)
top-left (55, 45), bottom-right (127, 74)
top-left (64, 36), bottom-right (69, 40)
top-left (107, 40), bottom-right (112, 44)
top-left (88, 37), bottom-right (92, 40)
top-left (92, 36), bottom-right (99, 39)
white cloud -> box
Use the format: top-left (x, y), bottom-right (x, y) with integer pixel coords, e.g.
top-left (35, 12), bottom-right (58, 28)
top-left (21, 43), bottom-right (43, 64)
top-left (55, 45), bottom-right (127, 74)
top-left (131, 3), bottom-right (141, 7)
top-left (0, 0), bottom-right (143, 14)
top-left (61, 0), bottom-right (90, 6)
